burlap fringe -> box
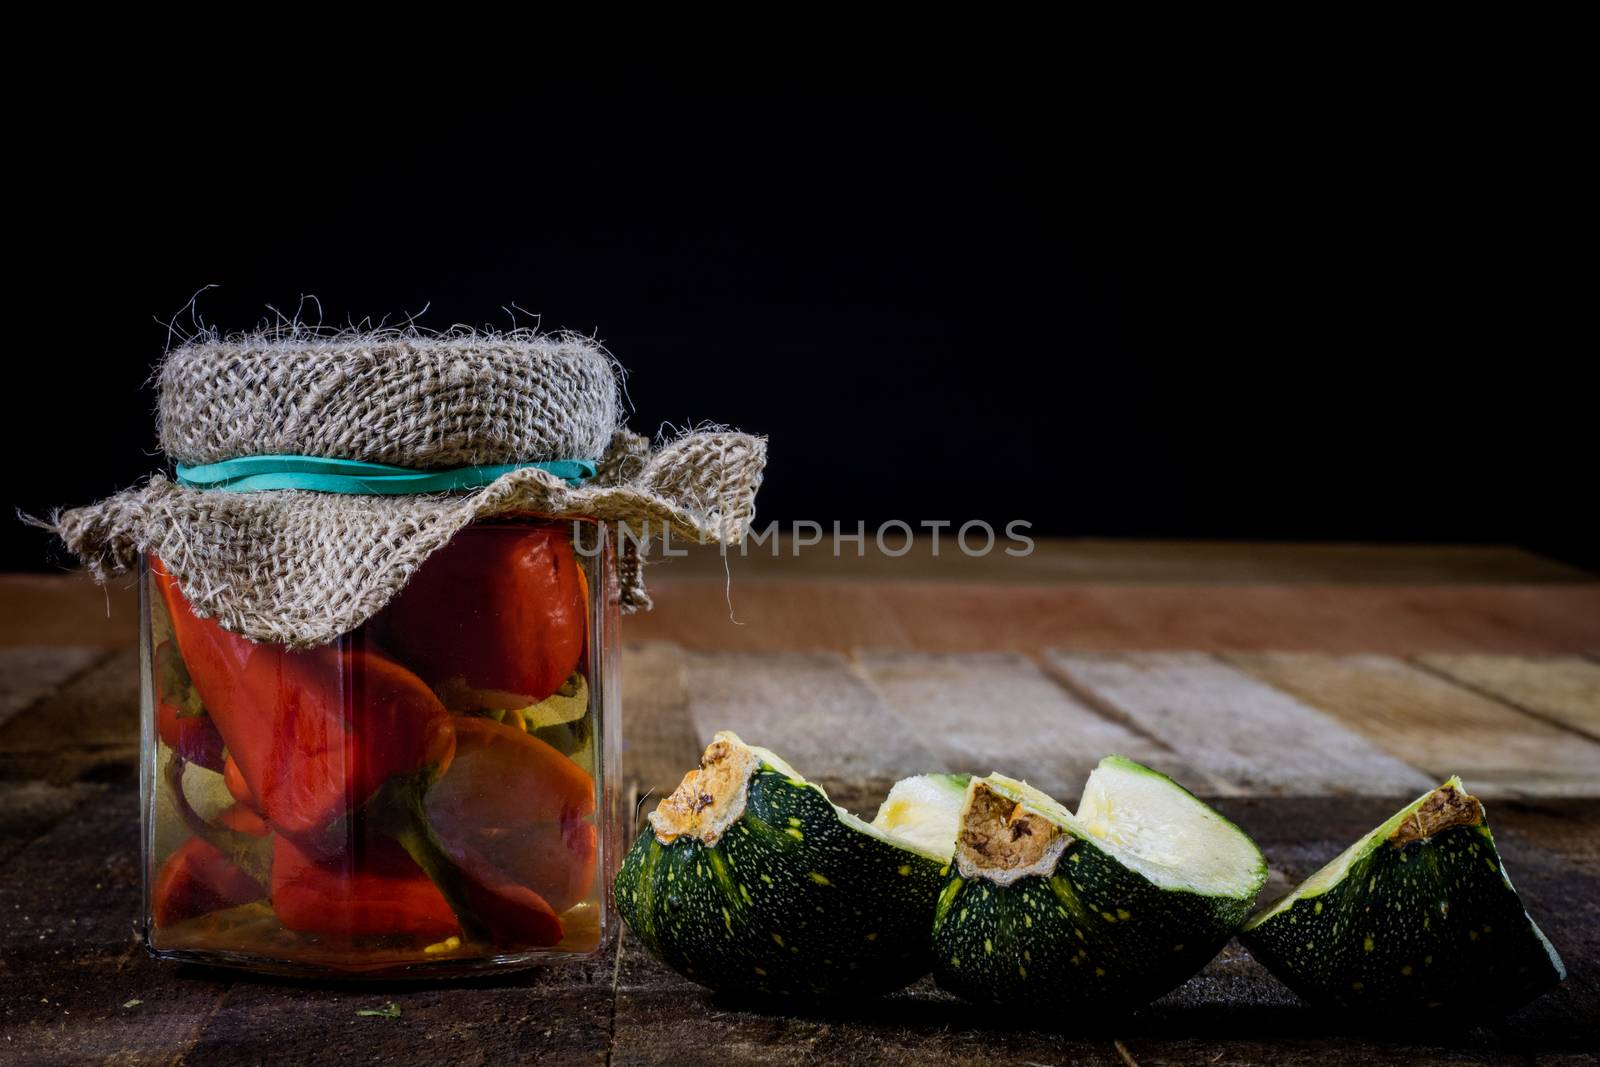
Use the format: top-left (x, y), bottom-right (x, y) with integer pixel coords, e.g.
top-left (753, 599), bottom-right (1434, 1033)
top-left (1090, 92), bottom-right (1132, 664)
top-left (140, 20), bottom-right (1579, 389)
top-left (50, 429), bottom-right (763, 648)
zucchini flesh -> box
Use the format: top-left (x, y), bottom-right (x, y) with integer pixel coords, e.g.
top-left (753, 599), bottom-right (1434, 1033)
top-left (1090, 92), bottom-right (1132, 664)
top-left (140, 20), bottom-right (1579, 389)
top-left (1241, 777), bottom-right (1565, 1015)
top-left (614, 733), bottom-right (956, 998)
top-left (932, 757), bottom-right (1266, 1009)
top-left (870, 772), bottom-right (970, 863)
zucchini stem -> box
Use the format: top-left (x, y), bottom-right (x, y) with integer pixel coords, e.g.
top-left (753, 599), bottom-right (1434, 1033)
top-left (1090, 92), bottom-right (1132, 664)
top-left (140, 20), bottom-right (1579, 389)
top-left (372, 771), bottom-right (492, 942)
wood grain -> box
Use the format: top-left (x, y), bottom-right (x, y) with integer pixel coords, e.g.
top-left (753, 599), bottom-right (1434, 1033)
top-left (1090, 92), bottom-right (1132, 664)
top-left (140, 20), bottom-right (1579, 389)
top-left (855, 650), bottom-right (1221, 801)
top-left (1228, 652), bottom-right (1600, 798)
top-left (1414, 653), bottom-right (1600, 742)
top-left (183, 955), bottom-right (617, 1066)
top-left (1043, 652), bottom-right (1435, 796)
top-left (0, 648), bottom-right (137, 784)
top-left (0, 779), bottom-right (105, 865)
top-left (0, 645), bottom-right (105, 728)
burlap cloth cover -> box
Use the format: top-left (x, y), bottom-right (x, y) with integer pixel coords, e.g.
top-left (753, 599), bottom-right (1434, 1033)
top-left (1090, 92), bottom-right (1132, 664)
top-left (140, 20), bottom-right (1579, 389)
top-left (48, 331), bottom-right (766, 649)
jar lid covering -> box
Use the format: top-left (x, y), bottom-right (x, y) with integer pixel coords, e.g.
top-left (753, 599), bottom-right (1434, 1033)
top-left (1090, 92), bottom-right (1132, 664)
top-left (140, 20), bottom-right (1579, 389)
top-left (159, 331), bottom-right (621, 468)
top-left (46, 330), bottom-right (765, 647)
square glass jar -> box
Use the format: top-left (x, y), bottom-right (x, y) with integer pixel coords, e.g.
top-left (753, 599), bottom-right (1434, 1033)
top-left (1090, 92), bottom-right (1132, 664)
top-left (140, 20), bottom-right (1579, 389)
top-left (138, 517), bottom-right (621, 977)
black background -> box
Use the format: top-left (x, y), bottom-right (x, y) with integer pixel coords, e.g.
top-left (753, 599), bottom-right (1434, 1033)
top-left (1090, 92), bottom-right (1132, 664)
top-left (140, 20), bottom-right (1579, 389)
top-left (10, 63), bottom-right (1594, 572)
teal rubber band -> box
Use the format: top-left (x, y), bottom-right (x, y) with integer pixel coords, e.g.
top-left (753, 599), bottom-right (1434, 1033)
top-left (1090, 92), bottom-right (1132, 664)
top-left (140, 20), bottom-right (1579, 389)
top-left (174, 455), bottom-right (597, 494)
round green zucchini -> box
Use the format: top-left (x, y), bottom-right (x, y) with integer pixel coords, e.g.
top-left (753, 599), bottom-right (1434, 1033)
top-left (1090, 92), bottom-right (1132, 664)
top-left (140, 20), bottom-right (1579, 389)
top-left (931, 757), bottom-right (1267, 1010)
top-left (614, 732), bottom-right (967, 998)
top-left (1240, 777), bottom-right (1565, 1016)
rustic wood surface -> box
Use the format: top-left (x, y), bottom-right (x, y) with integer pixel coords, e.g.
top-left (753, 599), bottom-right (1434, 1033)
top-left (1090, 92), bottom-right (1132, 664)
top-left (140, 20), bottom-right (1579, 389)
top-left (1, 544), bottom-right (1597, 1064)
top-left (1227, 652), bottom-right (1600, 798)
top-left (1042, 652), bottom-right (1435, 797)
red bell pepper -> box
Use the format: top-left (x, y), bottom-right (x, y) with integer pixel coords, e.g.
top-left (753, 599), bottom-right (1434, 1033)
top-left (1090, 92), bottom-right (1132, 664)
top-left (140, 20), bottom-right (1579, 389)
top-left (152, 556), bottom-right (455, 843)
top-left (272, 833), bottom-right (461, 942)
top-left (222, 753), bottom-right (258, 813)
top-left (152, 804), bottom-right (268, 926)
top-left (449, 843), bottom-right (567, 947)
top-left (153, 640), bottom-right (225, 772)
top-left (426, 716), bottom-right (598, 915)
top-left (374, 525), bottom-right (587, 709)
top-left (216, 803), bottom-right (269, 836)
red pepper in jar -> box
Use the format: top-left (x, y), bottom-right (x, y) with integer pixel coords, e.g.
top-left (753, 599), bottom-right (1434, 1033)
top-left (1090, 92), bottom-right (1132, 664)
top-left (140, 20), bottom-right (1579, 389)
top-left (374, 525), bottom-right (587, 709)
top-left (272, 834), bottom-right (461, 942)
top-left (264, 764), bottom-right (566, 947)
top-left (151, 557), bottom-right (456, 843)
top-left (151, 804), bottom-right (268, 926)
top-left (450, 846), bottom-right (567, 947)
top-left (222, 754), bottom-right (258, 813)
top-left (427, 716), bottom-right (598, 915)
top-left (153, 640), bottom-right (225, 772)
top-left (365, 759), bottom-right (569, 949)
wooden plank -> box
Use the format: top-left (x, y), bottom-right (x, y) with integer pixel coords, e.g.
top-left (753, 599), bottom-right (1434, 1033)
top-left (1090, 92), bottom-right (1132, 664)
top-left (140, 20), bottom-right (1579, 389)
top-left (633, 580), bottom-right (1600, 655)
top-left (856, 650), bottom-right (1222, 801)
top-left (621, 641), bottom-right (700, 800)
top-left (626, 539), bottom-right (1596, 585)
top-left (181, 955), bottom-right (616, 1066)
top-left (1042, 652), bottom-right (1435, 796)
top-left (1227, 653), bottom-right (1600, 798)
top-left (682, 650), bottom-right (939, 805)
top-left (0, 646), bottom-right (106, 729)
top-left (1414, 653), bottom-right (1600, 741)
top-left (0, 780), bottom-right (105, 865)
top-left (0, 648), bottom-right (139, 784)
top-left (0, 780), bottom-right (226, 1066)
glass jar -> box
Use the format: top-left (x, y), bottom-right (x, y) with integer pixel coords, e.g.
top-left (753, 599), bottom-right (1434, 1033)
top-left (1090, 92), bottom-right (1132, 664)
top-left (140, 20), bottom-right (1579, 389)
top-left (138, 517), bottom-right (621, 977)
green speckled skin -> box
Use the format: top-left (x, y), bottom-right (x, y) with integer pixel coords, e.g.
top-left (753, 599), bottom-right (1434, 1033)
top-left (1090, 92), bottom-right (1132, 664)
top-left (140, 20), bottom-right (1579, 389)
top-left (930, 837), bottom-right (1256, 1010)
top-left (614, 766), bottom-right (948, 998)
top-left (1241, 820), bottom-right (1564, 1016)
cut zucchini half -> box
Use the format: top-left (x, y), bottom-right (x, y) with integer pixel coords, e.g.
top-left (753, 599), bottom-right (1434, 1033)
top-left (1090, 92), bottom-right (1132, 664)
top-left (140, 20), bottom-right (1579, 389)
top-left (932, 757), bottom-right (1266, 1009)
top-left (614, 733), bottom-right (960, 999)
top-left (1241, 777), bottom-right (1565, 1016)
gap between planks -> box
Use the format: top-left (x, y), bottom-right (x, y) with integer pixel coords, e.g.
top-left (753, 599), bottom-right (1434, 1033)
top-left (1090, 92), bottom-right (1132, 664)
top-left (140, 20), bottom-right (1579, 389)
top-left (1409, 653), bottom-right (1600, 743)
top-left (0, 648), bottom-right (141, 785)
top-left (1226, 652), bottom-right (1600, 799)
top-left (1042, 651), bottom-right (1435, 797)
top-left (0, 646), bottom-right (112, 730)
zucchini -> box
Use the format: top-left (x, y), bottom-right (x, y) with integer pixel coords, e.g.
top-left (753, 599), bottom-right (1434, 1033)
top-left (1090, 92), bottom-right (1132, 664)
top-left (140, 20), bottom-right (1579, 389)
top-left (614, 733), bottom-right (965, 998)
top-left (931, 757), bottom-right (1266, 1009)
top-left (1240, 777), bottom-right (1565, 1015)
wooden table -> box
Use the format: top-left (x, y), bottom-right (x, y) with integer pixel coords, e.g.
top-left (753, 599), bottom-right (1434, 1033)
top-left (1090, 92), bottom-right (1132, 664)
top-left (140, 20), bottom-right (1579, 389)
top-left (2, 542), bottom-right (1597, 1064)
